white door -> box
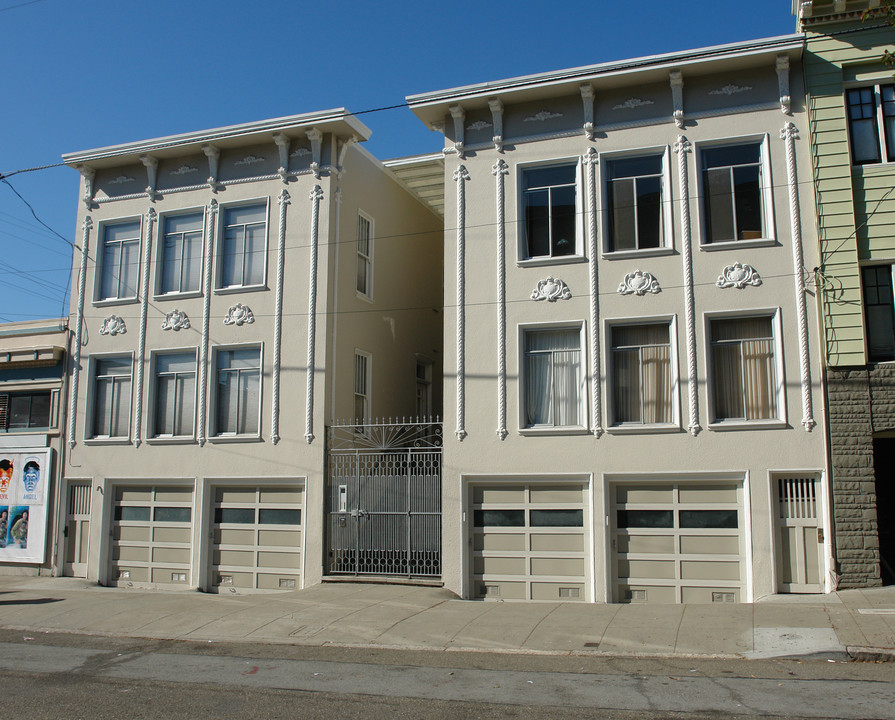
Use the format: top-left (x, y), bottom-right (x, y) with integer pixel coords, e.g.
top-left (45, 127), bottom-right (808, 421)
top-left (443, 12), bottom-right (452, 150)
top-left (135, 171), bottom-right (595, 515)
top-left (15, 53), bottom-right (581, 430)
top-left (775, 475), bottom-right (824, 593)
top-left (63, 481), bottom-right (91, 577)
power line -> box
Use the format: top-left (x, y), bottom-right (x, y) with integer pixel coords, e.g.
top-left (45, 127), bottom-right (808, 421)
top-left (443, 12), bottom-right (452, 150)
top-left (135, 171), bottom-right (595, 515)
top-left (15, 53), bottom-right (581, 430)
top-left (0, 177), bottom-right (73, 247)
top-left (0, 0), bottom-right (48, 13)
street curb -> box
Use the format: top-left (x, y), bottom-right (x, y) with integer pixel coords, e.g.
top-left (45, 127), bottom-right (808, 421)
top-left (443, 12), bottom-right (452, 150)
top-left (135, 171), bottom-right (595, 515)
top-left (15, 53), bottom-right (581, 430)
top-left (846, 646), bottom-right (895, 662)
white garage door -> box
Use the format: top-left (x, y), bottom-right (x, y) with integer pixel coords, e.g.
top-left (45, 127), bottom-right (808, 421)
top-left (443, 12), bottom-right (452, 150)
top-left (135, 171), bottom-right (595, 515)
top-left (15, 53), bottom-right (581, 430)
top-left (612, 482), bottom-right (745, 604)
top-left (110, 485), bottom-right (193, 587)
top-left (470, 482), bottom-right (589, 601)
top-left (211, 485), bottom-right (303, 592)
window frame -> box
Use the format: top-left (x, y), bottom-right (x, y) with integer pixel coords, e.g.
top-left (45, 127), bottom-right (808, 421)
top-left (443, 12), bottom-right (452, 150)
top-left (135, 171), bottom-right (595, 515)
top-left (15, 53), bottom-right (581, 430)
top-left (704, 309), bottom-right (786, 430)
top-left (605, 315), bottom-right (680, 433)
top-left (517, 321), bottom-right (588, 435)
top-left (0, 389), bottom-right (58, 433)
top-left (155, 209), bottom-right (206, 299)
top-left (845, 82), bottom-right (895, 166)
top-left (86, 352), bottom-right (134, 443)
top-left (354, 349), bottom-right (372, 423)
top-left (356, 210), bottom-right (374, 301)
top-left (860, 262), bottom-right (895, 363)
top-left (695, 135), bottom-right (776, 250)
top-left (214, 199), bottom-right (270, 294)
top-left (599, 146), bottom-right (674, 258)
top-left (415, 355), bottom-right (433, 420)
top-left (209, 344), bottom-right (263, 441)
top-left (94, 217), bottom-right (143, 305)
top-left (147, 348), bottom-right (198, 443)
top-left (516, 158), bottom-right (586, 266)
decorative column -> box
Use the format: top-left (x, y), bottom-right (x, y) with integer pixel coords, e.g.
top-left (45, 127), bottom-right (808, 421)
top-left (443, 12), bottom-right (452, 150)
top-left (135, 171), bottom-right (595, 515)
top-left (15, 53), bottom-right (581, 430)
top-left (197, 199), bottom-right (218, 446)
top-left (781, 122), bottom-right (815, 431)
top-left (674, 136), bottom-right (700, 436)
top-left (305, 185), bottom-right (324, 444)
top-left (133, 207), bottom-right (156, 447)
top-left (583, 148), bottom-right (603, 437)
top-left (493, 159), bottom-right (509, 440)
top-left (271, 188), bottom-right (290, 445)
top-left (69, 216), bottom-right (92, 448)
top-left (454, 165), bottom-right (470, 440)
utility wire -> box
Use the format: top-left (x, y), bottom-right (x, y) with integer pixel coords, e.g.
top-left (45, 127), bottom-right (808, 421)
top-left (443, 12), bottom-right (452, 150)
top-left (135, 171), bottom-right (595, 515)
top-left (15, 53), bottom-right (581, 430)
top-left (0, 177), bottom-right (73, 247)
top-left (0, 0), bottom-right (48, 13)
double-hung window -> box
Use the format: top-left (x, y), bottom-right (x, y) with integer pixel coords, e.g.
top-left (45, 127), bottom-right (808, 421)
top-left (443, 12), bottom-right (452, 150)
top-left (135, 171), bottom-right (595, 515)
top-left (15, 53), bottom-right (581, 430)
top-left (610, 323), bottom-right (673, 426)
top-left (214, 348), bottom-right (261, 436)
top-left (354, 351), bottom-right (371, 423)
top-left (99, 221), bottom-right (141, 301)
top-left (415, 358), bottom-right (432, 419)
top-left (710, 316), bottom-right (778, 423)
top-left (0, 392), bottom-right (53, 432)
top-left (522, 327), bottom-right (583, 429)
top-left (153, 352), bottom-right (196, 438)
top-left (219, 204), bottom-right (267, 289)
top-left (356, 213), bottom-right (373, 298)
top-left (701, 143), bottom-right (765, 244)
top-left (861, 264), bottom-right (895, 361)
top-left (605, 155), bottom-right (665, 252)
top-left (846, 84), bottom-right (895, 165)
top-left (521, 163), bottom-right (578, 260)
top-left (91, 357), bottom-right (132, 438)
top-left (160, 213), bottom-right (203, 295)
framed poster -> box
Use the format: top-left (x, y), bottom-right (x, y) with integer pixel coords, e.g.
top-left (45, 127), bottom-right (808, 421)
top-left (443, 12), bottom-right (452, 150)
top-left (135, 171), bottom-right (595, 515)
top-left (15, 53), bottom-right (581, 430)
top-left (0, 448), bottom-right (51, 563)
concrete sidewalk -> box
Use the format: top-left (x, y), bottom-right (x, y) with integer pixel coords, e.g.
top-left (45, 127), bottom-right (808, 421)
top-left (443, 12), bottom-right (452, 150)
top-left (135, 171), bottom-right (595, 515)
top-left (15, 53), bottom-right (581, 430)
top-left (0, 577), bottom-right (893, 661)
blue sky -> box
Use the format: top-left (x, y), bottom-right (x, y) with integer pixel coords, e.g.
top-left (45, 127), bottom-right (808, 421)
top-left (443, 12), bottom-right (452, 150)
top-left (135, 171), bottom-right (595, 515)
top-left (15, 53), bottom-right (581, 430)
top-left (0, 0), bottom-right (798, 323)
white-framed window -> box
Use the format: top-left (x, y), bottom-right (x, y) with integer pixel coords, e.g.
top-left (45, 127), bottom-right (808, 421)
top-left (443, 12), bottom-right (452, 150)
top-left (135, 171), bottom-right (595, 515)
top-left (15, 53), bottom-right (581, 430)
top-left (707, 312), bottom-right (784, 426)
top-left (608, 320), bottom-right (676, 428)
top-left (97, 219), bottom-right (141, 301)
top-left (520, 324), bottom-right (585, 430)
top-left (415, 356), bottom-right (433, 418)
top-left (213, 346), bottom-right (261, 437)
top-left (90, 355), bottom-right (132, 439)
top-left (356, 211), bottom-right (373, 298)
top-left (861, 263), bottom-right (895, 362)
top-left (519, 160), bottom-right (583, 262)
top-left (218, 203), bottom-right (267, 290)
top-left (0, 390), bottom-right (57, 432)
top-left (159, 212), bottom-right (203, 295)
top-left (697, 136), bottom-right (774, 246)
top-left (846, 83), bottom-right (895, 165)
top-left (602, 149), bottom-right (671, 254)
top-left (151, 351), bottom-right (197, 438)
top-left (354, 350), bottom-right (371, 422)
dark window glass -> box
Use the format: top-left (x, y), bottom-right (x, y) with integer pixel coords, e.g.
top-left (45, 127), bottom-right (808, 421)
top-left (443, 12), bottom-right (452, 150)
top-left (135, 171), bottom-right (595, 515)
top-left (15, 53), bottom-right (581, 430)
top-left (862, 265), bottom-right (895, 362)
top-left (882, 85), bottom-right (895, 160)
top-left (522, 164), bottom-right (577, 259)
top-left (702, 144), bottom-right (762, 242)
top-left (214, 507), bottom-right (255, 524)
top-left (679, 509), bottom-right (738, 529)
top-left (5, 392), bottom-right (51, 430)
top-left (530, 509), bottom-right (583, 527)
top-left (473, 509), bottom-right (525, 527)
top-left (259, 508), bottom-right (301, 525)
top-left (607, 156), bottom-right (663, 252)
top-left (154, 507), bottom-right (191, 523)
top-left (847, 87), bottom-right (882, 164)
top-left (115, 506), bottom-right (151, 522)
top-left (617, 510), bottom-right (673, 528)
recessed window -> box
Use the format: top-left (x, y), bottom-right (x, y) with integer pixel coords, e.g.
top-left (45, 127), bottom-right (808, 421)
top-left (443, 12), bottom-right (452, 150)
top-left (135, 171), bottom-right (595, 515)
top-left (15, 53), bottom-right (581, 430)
top-left (160, 213), bottom-right (203, 295)
top-left (521, 163), bottom-right (578, 260)
top-left (606, 155), bottom-right (665, 252)
top-left (701, 143), bottom-right (764, 243)
top-left (522, 327), bottom-right (583, 429)
top-left (214, 347), bottom-right (261, 436)
top-left (710, 316), bottom-right (778, 422)
top-left (0, 392), bottom-right (52, 432)
top-left (219, 204), bottom-right (266, 289)
top-left (610, 323), bottom-right (673, 426)
top-left (846, 84), bottom-right (895, 165)
top-left (98, 220), bottom-right (141, 301)
top-left (415, 358), bottom-right (432, 418)
top-left (152, 352), bottom-right (196, 438)
top-left (356, 213), bottom-right (373, 298)
top-left (354, 351), bottom-right (371, 422)
top-left (862, 264), bottom-right (895, 361)
top-left (91, 356), bottom-right (132, 438)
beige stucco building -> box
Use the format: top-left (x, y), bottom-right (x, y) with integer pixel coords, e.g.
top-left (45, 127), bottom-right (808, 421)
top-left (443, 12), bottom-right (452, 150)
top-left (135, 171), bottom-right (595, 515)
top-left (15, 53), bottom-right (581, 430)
top-left (60, 109), bottom-right (443, 591)
top-left (409, 35), bottom-right (831, 602)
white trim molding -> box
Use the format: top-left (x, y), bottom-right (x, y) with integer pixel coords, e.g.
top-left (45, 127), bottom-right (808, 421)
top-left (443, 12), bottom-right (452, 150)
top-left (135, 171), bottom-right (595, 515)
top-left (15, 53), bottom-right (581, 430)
top-left (454, 164), bottom-right (470, 441)
top-left (69, 215), bottom-right (92, 448)
top-left (161, 309), bottom-right (190, 331)
top-left (777, 55), bottom-right (792, 115)
top-left (583, 147), bottom-right (603, 437)
top-left (273, 133), bottom-right (290, 182)
top-left (488, 98), bottom-right (504, 152)
top-left (450, 105), bottom-right (466, 158)
top-left (305, 184), bottom-right (324, 443)
top-left (306, 128), bottom-right (323, 178)
top-left (272, 188), bottom-right (290, 445)
top-left (670, 70), bottom-right (684, 129)
top-left (617, 270), bottom-right (661, 296)
top-left (79, 166), bottom-right (95, 209)
top-left (197, 198), bottom-right (218, 446)
top-left (202, 144), bottom-right (220, 190)
top-left (140, 155), bottom-right (158, 201)
top-left (99, 315), bottom-right (127, 336)
top-left (133, 206), bottom-right (156, 447)
top-left (493, 159), bottom-right (509, 440)
top-left (717, 262), bottom-right (762, 289)
top-left (223, 303), bottom-right (255, 326)
top-left (531, 277), bottom-right (572, 302)
top-left (580, 84), bottom-right (595, 140)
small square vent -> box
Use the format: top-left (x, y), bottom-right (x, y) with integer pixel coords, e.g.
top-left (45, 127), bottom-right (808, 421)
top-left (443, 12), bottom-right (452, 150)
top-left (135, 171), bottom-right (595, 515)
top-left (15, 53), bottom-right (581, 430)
top-left (627, 589), bottom-right (647, 601)
top-left (218, 574), bottom-right (233, 585)
top-left (117, 570), bottom-right (130, 580)
top-left (712, 591), bottom-right (735, 603)
top-left (279, 578), bottom-right (296, 589)
top-left (171, 572), bottom-right (187, 583)
top-left (481, 584), bottom-right (500, 597)
top-left (558, 587), bottom-right (580, 599)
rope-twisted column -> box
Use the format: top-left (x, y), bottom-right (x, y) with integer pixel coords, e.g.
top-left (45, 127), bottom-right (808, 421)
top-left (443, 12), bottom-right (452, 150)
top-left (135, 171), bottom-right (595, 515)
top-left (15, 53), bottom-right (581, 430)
top-left (272, 188), bottom-right (291, 444)
top-left (133, 207), bottom-right (156, 447)
top-left (68, 216), bottom-right (92, 448)
top-left (584, 148), bottom-right (603, 437)
top-left (453, 165), bottom-right (470, 441)
top-left (493, 159), bottom-right (509, 440)
top-left (305, 185), bottom-right (324, 444)
top-left (674, 136), bottom-right (701, 436)
top-left (197, 199), bottom-right (218, 446)
top-left (781, 122), bottom-right (815, 431)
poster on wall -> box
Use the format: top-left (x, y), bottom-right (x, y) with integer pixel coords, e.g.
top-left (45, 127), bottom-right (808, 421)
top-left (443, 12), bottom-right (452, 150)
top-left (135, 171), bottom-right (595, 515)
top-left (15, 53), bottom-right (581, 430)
top-left (0, 448), bottom-right (51, 564)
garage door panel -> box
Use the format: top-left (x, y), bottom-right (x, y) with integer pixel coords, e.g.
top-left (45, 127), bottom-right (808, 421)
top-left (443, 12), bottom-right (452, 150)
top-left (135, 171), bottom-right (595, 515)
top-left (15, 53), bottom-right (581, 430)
top-left (116, 566), bottom-right (150, 583)
top-left (530, 557), bottom-right (584, 576)
top-left (530, 534), bottom-right (583, 552)
top-left (151, 547), bottom-right (190, 564)
top-left (478, 581), bottom-right (526, 600)
top-left (474, 556), bottom-right (526, 575)
top-left (114, 526), bottom-right (150, 542)
top-left (680, 535), bottom-right (739, 554)
top-left (153, 527), bottom-right (191, 544)
top-left (620, 559), bottom-right (677, 579)
top-left (154, 488), bottom-right (192, 503)
top-left (473, 486), bottom-right (525, 504)
top-left (257, 573), bottom-right (299, 590)
top-left (257, 551), bottom-right (301, 569)
top-left (151, 567), bottom-right (188, 584)
top-left (117, 487), bottom-right (152, 502)
top-left (474, 533), bottom-right (525, 551)
top-left (259, 488), bottom-right (303, 504)
top-left (258, 529), bottom-right (301, 547)
top-left (680, 560), bottom-right (740, 581)
top-left (114, 545), bottom-right (147, 562)
top-left (620, 584), bottom-right (676, 603)
top-left (681, 587), bottom-right (739, 603)
top-left (617, 486), bottom-right (673, 503)
top-left (216, 528), bottom-right (255, 545)
top-left (529, 486), bottom-right (584, 503)
top-left (618, 534), bottom-right (674, 554)
top-left (678, 485), bottom-right (739, 503)
top-left (531, 582), bottom-right (583, 601)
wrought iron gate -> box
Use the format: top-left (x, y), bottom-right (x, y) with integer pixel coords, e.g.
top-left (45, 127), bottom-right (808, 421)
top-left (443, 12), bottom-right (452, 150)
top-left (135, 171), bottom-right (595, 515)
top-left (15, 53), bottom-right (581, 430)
top-left (326, 419), bottom-right (442, 577)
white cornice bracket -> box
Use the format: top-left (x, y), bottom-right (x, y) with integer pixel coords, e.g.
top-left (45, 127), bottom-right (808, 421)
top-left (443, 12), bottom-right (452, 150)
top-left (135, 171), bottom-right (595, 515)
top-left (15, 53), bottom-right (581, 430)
top-left (202, 144), bottom-right (220, 190)
top-left (670, 71), bottom-right (684, 129)
top-left (272, 133), bottom-right (290, 182)
top-left (449, 104), bottom-right (466, 159)
top-left (488, 98), bottom-right (504, 152)
top-left (78, 165), bottom-right (95, 209)
top-left (776, 55), bottom-right (792, 115)
top-left (140, 155), bottom-right (158, 200)
top-left (306, 128), bottom-right (323, 178)
top-left (337, 135), bottom-right (359, 178)
top-left (580, 84), bottom-right (595, 140)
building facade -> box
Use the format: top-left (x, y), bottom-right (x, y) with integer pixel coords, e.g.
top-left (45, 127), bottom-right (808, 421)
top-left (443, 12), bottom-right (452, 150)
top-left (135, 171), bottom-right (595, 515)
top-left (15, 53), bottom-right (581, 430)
top-left (61, 110), bottom-right (443, 591)
top-left (799, 0), bottom-right (895, 587)
top-left (409, 35), bottom-right (831, 602)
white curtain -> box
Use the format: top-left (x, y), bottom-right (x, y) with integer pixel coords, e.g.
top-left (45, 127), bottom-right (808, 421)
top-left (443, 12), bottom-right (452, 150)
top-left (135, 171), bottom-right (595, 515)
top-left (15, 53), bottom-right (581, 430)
top-left (612, 324), bottom-right (671, 424)
top-left (525, 330), bottom-right (579, 426)
top-left (711, 318), bottom-right (775, 420)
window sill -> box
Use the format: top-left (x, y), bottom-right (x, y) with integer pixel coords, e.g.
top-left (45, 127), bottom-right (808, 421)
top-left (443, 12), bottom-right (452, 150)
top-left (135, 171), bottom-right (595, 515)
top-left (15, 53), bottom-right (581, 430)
top-left (84, 437), bottom-right (132, 445)
top-left (93, 297), bottom-right (139, 308)
top-left (605, 424), bottom-right (682, 435)
top-left (356, 291), bottom-right (374, 304)
top-left (517, 255), bottom-right (588, 269)
top-left (602, 247), bottom-right (675, 261)
top-left (153, 290), bottom-right (203, 302)
top-left (145, 436), bottom-right (197, 445)
top-left (518, 426), bottom-right (591, 437)
top-left (207, 434), bottom-right (263, 443)
top-left (707, 419), bottom-right (788, 431)
top-left (213, 284), bottom-right (268, 295)
top-left (700, 238), bottom-right (778, 252)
